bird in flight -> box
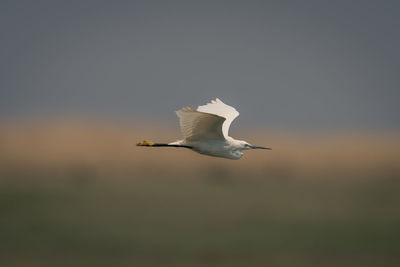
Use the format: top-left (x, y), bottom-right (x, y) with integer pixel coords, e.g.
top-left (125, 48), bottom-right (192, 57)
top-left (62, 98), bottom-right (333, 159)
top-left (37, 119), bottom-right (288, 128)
top-left (137, 98), bottom-right (271, 159)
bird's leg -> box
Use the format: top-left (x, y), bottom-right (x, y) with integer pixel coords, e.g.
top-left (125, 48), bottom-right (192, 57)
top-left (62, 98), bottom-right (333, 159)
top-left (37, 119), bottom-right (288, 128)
top-left (136, 140), bottom-right (192, 149)
top-left (136, 140), bottom-right (155, 146)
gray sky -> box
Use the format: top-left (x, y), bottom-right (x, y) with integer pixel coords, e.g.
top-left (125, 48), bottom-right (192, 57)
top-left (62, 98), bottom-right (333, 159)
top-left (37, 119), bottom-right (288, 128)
top-left (1, 0), bottom-right (399, 130)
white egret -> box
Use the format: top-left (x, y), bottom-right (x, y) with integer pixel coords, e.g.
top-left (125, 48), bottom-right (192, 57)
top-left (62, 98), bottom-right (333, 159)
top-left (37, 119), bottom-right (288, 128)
top-left (137, 98), bottom-right (271, 159)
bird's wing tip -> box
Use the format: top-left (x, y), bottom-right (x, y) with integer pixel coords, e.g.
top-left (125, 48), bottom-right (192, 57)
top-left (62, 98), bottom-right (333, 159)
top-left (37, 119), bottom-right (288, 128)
top-left (176, 106), bottom-right (194, 113)
top-left (176, 106), bottom-right (199, 119)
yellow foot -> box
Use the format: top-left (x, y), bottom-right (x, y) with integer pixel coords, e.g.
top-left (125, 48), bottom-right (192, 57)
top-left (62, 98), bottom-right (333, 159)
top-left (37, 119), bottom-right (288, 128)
top-left (136, 140), bottom-right (154, 146)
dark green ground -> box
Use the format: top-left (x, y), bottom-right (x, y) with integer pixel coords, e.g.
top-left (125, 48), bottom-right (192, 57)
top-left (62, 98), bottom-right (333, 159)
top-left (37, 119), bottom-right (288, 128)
top-left (1, 173), bottom-right (399, 267)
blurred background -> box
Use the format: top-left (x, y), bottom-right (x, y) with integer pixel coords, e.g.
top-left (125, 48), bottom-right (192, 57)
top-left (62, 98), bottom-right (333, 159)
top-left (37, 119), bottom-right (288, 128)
top-left (1, 0), bottom-right (399, 266)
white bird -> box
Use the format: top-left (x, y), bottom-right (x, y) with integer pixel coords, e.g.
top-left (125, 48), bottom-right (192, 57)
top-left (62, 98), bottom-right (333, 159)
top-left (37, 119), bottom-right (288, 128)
top-left (137, 98), bottom-right (271, 159)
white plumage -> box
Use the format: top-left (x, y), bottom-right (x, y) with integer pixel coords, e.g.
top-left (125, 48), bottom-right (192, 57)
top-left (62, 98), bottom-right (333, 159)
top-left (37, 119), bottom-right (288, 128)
top-left (175, 106), bottom-right (225, 141)
top-left (137, 98), bottom-right (271, 160)
top-left (196, 98), bottom-right (239, 138)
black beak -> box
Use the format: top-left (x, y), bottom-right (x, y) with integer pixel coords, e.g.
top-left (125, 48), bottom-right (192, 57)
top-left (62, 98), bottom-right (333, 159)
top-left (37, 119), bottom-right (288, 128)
top-left (250, 145), bottom-right (271, 150)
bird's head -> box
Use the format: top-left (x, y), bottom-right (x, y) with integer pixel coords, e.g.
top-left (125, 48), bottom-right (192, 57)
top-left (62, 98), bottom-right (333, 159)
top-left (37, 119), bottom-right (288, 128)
top-left (237, 140), bottom-right (271, 151)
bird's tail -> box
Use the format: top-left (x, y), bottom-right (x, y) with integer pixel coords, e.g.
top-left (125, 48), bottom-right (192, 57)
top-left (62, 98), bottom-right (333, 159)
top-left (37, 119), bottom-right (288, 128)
top-left (136, 140), bottom-right (192, 149)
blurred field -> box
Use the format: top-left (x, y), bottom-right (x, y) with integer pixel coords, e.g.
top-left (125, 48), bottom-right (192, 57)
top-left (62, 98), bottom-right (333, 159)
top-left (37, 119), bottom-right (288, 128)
top-left (1, 120), bottom-right (400, 266)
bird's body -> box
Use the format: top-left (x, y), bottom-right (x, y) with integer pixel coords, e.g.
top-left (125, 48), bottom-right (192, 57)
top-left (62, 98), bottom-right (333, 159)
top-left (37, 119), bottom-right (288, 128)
top-left (137, 98), bottom-right (271, 159)
top-left (171, 138), bottom-right (245, 160)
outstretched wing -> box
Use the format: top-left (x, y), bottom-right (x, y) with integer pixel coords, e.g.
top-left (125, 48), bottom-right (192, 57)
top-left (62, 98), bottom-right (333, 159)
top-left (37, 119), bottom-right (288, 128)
top-left (176, 106), bottom-right (226, 141)
top-left (197, 98), bottom-right (239, 138)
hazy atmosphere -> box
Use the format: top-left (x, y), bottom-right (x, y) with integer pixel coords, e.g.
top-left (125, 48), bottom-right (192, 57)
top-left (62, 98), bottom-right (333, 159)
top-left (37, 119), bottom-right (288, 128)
top-left (1, 1), bottom-right (400, 266)
top-left (1, 0), bottom-right (400, 130)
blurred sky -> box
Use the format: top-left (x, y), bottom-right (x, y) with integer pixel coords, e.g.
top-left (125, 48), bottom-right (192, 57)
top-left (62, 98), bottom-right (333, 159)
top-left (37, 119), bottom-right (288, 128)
top-left (1, 0), bottom-right (399, 130)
